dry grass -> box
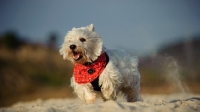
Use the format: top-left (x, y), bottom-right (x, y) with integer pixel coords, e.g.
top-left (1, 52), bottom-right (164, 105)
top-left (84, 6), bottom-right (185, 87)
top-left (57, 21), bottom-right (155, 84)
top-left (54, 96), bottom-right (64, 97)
top-left (0, 44), bottom-right (73, 107)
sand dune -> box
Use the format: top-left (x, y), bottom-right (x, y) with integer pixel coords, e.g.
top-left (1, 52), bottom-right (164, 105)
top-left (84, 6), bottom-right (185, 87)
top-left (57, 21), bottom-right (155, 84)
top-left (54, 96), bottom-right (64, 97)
top-left (1, 94), bottom-right (200, 112)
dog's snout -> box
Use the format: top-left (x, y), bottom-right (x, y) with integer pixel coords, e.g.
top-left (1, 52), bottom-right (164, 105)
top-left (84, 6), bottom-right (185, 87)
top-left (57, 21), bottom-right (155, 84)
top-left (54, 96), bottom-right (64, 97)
top-left (70, 45), bottom-right (76, 50)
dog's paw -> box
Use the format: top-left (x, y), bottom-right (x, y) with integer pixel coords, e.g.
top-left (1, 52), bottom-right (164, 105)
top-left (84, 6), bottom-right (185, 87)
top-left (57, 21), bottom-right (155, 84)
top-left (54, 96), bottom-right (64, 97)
top-left (85, 97), bottom-right (96, 104)
top-left (84, 92), bottom-right (96, 104)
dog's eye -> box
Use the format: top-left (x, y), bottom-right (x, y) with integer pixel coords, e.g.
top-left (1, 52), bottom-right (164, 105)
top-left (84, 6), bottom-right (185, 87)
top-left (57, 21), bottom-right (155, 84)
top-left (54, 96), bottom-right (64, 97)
top-left (79, 37), bottom-right (86, 42)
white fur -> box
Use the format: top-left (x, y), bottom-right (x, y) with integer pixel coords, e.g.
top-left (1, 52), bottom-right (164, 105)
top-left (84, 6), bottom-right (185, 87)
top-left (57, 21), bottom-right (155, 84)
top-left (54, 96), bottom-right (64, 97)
top-left (60, 24), bottom-right (142, 104)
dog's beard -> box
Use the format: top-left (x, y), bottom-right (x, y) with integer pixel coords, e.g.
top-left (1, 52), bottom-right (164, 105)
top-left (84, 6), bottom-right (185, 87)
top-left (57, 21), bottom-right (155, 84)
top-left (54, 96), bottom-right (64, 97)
top-left (66, 44), bottom-right (100, 64)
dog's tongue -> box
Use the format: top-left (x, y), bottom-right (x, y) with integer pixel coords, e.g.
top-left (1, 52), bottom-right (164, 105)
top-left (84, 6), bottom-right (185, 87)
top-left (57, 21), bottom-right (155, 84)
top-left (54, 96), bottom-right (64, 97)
top-left (73, 53), bottom-right (80, 60)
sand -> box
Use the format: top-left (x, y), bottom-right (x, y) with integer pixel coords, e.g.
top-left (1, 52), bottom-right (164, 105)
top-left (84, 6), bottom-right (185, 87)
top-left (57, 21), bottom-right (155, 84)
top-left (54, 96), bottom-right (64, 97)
top-left (1, 93), bottom-right (200, 112)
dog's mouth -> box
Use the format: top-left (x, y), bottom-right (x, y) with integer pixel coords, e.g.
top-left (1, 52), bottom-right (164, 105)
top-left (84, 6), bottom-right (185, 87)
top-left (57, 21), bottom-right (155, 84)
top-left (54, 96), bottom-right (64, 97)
top-left (72, 51), bottom-right (83, 61)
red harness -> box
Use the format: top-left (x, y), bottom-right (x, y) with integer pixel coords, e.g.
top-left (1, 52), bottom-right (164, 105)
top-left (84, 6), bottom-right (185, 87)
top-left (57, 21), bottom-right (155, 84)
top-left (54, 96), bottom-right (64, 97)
top-left (74, 52), bottom-right (107, 84)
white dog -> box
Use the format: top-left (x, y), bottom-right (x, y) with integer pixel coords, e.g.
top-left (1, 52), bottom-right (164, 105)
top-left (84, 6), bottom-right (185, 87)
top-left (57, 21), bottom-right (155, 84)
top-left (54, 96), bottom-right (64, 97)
top-left (60, 24), bottom-right (142, 104)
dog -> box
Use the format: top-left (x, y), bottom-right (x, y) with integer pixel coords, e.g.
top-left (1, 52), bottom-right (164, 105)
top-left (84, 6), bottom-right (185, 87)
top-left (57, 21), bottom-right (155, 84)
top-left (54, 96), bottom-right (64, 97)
top-left (60, 24), bottom-right (142, 104)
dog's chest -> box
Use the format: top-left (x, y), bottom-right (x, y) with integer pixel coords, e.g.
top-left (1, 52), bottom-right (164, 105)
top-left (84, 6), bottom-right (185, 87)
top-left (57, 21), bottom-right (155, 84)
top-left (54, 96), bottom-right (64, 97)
top-left (73, 53), bottom-right (109, 87)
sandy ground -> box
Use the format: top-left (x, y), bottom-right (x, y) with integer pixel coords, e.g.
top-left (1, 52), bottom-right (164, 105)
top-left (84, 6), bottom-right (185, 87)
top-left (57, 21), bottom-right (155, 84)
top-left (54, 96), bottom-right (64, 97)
top-left (1, 93), bottom-right (200, 112)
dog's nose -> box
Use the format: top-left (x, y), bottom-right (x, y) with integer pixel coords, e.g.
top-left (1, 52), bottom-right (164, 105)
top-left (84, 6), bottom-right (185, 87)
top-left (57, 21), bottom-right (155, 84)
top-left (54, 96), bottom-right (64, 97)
top-left (70, 45), bottom-right (76, 50)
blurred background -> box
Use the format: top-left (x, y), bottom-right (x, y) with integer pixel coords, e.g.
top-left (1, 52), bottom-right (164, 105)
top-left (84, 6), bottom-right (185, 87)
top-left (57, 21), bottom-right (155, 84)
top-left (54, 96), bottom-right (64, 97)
top-left (0, 0), bottom-right (200, 107)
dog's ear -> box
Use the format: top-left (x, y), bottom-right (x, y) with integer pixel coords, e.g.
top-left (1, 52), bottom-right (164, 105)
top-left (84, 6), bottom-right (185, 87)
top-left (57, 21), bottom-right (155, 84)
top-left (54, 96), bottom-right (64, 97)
top-left (88, 24), bottom-right (95, 32)
top-left (72, 27), bottom-right (76, 30)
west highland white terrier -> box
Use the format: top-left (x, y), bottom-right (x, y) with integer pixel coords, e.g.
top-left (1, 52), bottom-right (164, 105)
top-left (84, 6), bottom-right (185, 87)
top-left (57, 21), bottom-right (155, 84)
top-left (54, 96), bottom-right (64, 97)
top-left (60, 24), bottom-right (142, 104)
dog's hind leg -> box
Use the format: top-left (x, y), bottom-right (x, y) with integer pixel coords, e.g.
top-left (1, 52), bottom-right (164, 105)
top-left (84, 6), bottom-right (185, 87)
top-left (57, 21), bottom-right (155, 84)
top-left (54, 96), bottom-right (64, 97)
top-left (121, 76), bottom-right (143, 102)
top-left (121, 87), bottom-right (138, 102)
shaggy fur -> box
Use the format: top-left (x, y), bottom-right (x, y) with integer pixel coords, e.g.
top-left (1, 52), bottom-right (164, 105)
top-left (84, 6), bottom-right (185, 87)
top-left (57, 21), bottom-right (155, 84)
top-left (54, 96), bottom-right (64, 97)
top-left (60, 24), bottom-right (142, 104)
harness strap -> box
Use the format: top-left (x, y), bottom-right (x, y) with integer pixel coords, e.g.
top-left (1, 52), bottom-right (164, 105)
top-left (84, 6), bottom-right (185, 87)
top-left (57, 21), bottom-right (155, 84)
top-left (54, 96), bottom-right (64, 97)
top-left (91, 53), bottom-right (109, 91)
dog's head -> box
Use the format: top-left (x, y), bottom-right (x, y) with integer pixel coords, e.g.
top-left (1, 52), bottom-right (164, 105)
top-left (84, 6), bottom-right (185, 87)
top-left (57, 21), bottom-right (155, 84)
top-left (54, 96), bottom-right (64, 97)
top-left (60, 24), bottom-right (103, 64)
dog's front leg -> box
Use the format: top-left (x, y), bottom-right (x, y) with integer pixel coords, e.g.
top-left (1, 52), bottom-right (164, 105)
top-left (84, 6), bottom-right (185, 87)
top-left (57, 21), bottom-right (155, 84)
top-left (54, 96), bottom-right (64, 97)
top-left (80, 84), bottom-right (96, 104)
top-left (101, 88), bottom-right (117, 101)
top-left (99, 63), bottom-right (122, 101)
top-left (71, 77), bottom-right (96, 104)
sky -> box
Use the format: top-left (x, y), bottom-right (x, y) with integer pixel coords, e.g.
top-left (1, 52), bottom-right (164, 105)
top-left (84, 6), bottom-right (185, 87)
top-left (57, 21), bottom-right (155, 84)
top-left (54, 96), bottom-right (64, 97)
top-left (0, 0), bottom-right (200, 56)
